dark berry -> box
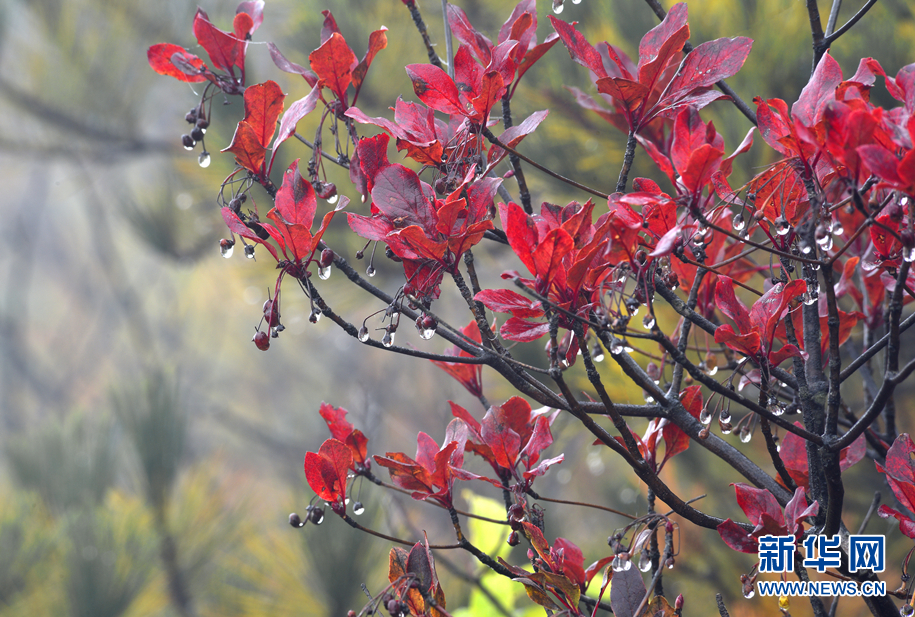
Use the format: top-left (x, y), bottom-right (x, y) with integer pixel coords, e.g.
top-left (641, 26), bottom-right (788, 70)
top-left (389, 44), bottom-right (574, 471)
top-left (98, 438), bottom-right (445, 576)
top-left (190, 125), bottom-right (205, 142)
top-left (196, 117), bottom-right (209, 130)
top-left (289, 512), bottom-right (303, 527)
top-left (185, 109), bottom-right (198, 124)
top-left (320, 248), bottom-right (335, 268)
top-left (181, 134), bottom-right (195, 149)
top-left (252, 331), bottom-right (270, 351)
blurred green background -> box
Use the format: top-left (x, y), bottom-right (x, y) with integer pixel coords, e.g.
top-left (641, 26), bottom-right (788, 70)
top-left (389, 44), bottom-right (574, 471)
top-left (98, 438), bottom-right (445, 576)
top-left (0, 0), bottom-right (913, 616)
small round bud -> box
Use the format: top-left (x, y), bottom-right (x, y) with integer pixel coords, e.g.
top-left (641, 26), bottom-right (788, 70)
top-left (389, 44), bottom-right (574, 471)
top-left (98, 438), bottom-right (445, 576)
top-left (320, 248), bottom-right (335, 268)
top-left (228, 197), bottom-right (242, 213)
top-left (289, 512), bottom-right (303, 527)
top-left (181, 134), bottom-right (196, 149)
top-left (196, 117), bottom-right (209, 130)
top-left (507, 531), bottom-right (520, 546)
top-left (190, 125), bottom-right (205, 142)
top-left (185, 109), bottom-right (198, 124)
top-left (675, 594), bottom-right (684, 611)
top-left (434, 178), bottom-right (448, 195)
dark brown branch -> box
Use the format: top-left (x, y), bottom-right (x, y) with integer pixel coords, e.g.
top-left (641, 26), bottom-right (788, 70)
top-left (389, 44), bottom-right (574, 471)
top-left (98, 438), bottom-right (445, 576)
top-left (402, 0), bottom-right (443, 69)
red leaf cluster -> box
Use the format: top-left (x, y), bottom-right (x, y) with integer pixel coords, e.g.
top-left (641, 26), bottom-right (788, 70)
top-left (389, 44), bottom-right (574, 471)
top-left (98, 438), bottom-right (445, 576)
top-left (717, 484), bottom-right (818, 554)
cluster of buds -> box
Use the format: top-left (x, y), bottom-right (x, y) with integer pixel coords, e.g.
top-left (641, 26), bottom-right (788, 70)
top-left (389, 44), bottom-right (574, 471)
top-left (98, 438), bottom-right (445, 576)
top-left (181, 104), bottom-right (211, 167)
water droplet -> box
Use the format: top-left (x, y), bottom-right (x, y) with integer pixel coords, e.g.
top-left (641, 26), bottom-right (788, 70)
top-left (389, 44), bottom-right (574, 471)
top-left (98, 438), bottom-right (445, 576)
top-left (319, 265), bottom-right (332, 280)
top-left (695, 222), bottom-right (710, 238)
top-left (706, 365), bottom-right (718, 376)
top-left (552, 0), bottom-right (564, 14)
top-left (358, 326), bottom-right (370, 342)
top-left (420, 327), bottom-right (435, 340)
top-left (642, 315), bottom-right (655, 329)
top-left (638, 551), bottom-right (652, 572)
top-left (312, 509), bottom-right (325, 525)
top-left (327, 193), bottom-right (339, 205)
top-left (720, 410), bottom-right (731, 423)
top-left (245, 245), bottom-right (256, 259)
top-left (831, 220), bottom-right (844, 236)
top-left (742, 586), bottom-right (755, 599)
top-left (366, 265), bottom-right (376, 278)
top-left (740, 426), bottom-right (752, 443)
top-left (732, 213), bottom-right (746, 232)
top-left (198, 151), bottom-right (211, 168)
top-left (802, 292), bottom-right (816, 306)
top-left (817, 234), bottom-right (834, 251)
top-left (900, 604), bottom-right (914, 617)
top-left (592, 344), bottom-right (605, 363)
top-left (309, 310), bottom-right (322, 323)
top-left (905, 247), bottom-right (915, 263)
top-left (610, 339), bottom-right (624, 355)
top-left (775, 217), bottom-right (791, 236)
top-left (799, 239), bottom-right (812, 254)
top-left (622, 342), bottom-right (634, 353)
top-left (699, 408), bottom-right (712, 425)
top-left (382, 330), bottom-right (395, 348)
top-left (220, 240), bottom-right (234, 258)
top-left (360, 194), bottom-right (367, 203)
top-left (353, 501), bottom-right (365, 515)
top-left (644, 392), bottom-right (656, 404)
top-left (666, 558), bottom-right (675, 570)
top-left (611, 554), bottom-right (631, 572)
top-left (779, 596), bottom-right (790, 611)
top-left (572, 0), bottom-right (582, 4)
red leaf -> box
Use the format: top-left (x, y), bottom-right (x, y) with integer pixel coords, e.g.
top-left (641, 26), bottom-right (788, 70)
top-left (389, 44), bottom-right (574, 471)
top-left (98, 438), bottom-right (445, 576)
top-left (371, 165), bottom-right (436, 232)
top-left (680, 143), bottom-right (723, 194)
top-left (481, 407), bottom-right (522, 469)
top-left (236, 1), bottom-right (264, 32)
top-left (878, 505), bottom-right (915, 539)
top-left (273, 160), bottom-right (318, 229)
top-left (521, 415), bottom-right (554, 468)
top-left (638, 18), bottom-right (689, 96)
top-left (523, 454), bottom-right (563, 480)
top-left (353, 28), bottom-right (388, 96)
top-left (549, 16), bottom-right (608, 77)
top-left (661, 36), bottom-right (753, 112)
top-left (319, 10), bottom-right (342, 44)
top-left (488, 110), bottom-right (549, 164)
top-left (309, 32), bottom-right (358, 102)
top-left (447, 4), bottom-right (493, 65)
top-left (500, 201), bottom-right (539, 275)
top-left (193, 8), bottom-right (241, 73)
top-left (532, 228), bottom-right (574, 285)
top-left (552, 538), bottom-right (585, 587)
top-left (470, 71), bottom-right (506, 121)
top-left (222, 121), bottom-right (266, 174)
top-left (406, 64), bottom-right (466, 116)
top-left (243, 81), bottom-right (286, 149)
top-left (500, 317), bottom-right (550, 342)
top-left (792, 51), bottom-right (843, 126)
top-left (876, 434), bottom-right (915, 513)
top-left (716, 519), bottom-right (758, 553)
top-left (732, 483), bottom-right (783, 528)
top-left (304, 438), bottom-right (352, 503)
top-left (319, 402), bottom-right (353, 442)
top-left (147, 43), bottom-right (208, 82)
top-left (679, 386), bottom-right (703, 419)
top-left (715, 276), bottom-right (753, 334)
top-left (232, 12), bottom-right (254, 71)
top-left (783, 487), bottom-right (818, 535)
top-left (637, 3), bottom-right (688, 73)
top-left (431, 323), bottom-right (485, 397)
top-left (345, 430), bottom-right (369, 466)
top-left (273, 81), bottom-right (321, 154)
top-left (475, 289), bottom-right (543, 319)
top-left (268, 42), bottom-right (318, 86)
